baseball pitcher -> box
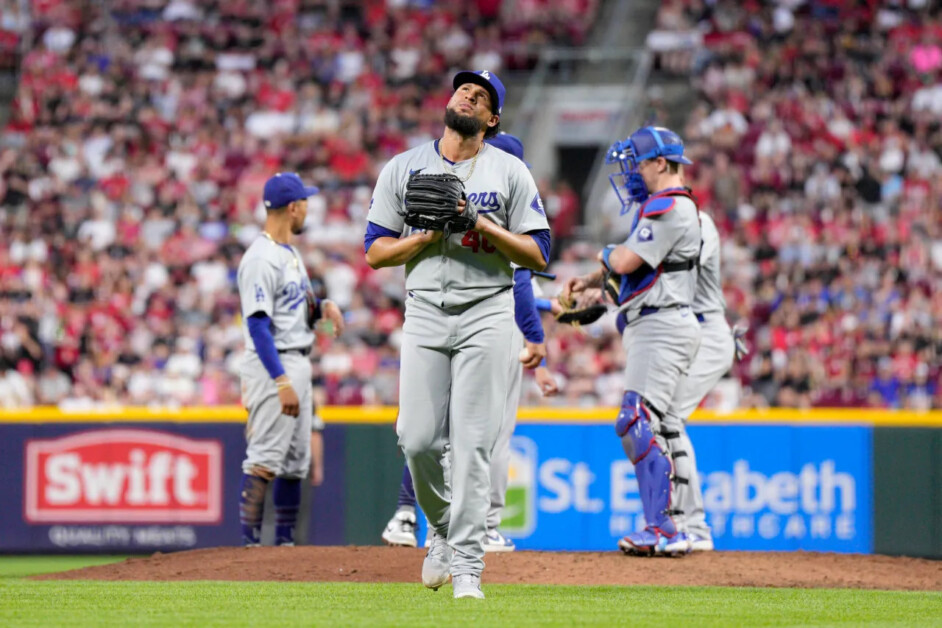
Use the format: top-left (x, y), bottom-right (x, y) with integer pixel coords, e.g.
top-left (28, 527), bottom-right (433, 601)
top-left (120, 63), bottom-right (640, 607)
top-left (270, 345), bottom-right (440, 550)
top-left (381, 133), bottom-right (559, 554)
top-left (562, 126), bottom-right (701, 556)
top-left (364, 72), bottom-right (551, 599)
top-left (237, 173), bottom-right (344, 547)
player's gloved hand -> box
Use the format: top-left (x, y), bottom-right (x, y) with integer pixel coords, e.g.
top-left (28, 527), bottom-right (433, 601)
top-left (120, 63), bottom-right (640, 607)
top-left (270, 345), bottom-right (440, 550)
top-left (535, 366), bottom-right (559, 397)
top-left (520, 341), bottom-right (546, 370)
top-left (559, 277), bottom-right (588, 309)
top-left (732, 322), bottom-right (750, 361)
top-left (275, 376), bottom-right (300, 417)
top-left (400, 172), bottom-right (473, 238)
top-left (560, 269), bottom-right (605, 308)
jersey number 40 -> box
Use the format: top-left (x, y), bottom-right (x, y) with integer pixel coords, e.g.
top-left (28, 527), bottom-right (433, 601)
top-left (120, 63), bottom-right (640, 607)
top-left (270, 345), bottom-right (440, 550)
top-left (461, 230), bottom-right (496, 253)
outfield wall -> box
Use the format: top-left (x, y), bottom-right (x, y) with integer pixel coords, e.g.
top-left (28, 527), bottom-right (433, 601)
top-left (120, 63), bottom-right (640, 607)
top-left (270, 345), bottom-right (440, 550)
top-left (0, 407), bottom-right (938, 557)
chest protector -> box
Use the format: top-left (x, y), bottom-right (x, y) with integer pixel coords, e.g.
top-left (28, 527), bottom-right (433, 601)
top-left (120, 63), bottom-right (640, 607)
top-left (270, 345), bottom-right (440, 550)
top-left (605, 189), bottom-right (699, 306)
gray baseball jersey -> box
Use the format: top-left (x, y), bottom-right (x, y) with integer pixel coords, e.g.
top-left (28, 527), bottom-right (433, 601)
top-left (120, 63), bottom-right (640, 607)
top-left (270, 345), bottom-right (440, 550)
top-left (370, 139), bottom-right (549, 579)
top-left (692, 212), bottom-right (726, 315)
top-left (619, 194), bottom-right (700, 315)
top-left (368, 141), bottom-right (549, 307)
top-left (238, 235), bottom-right (314, 351)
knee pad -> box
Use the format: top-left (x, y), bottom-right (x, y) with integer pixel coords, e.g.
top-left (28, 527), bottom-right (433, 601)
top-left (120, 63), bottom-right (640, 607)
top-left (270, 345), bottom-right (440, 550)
top-left (615, 391), bottom-right (657, 464)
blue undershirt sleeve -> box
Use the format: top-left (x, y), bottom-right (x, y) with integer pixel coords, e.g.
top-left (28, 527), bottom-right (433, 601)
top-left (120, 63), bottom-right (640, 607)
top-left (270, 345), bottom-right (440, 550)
top-left (364, 221), bottom-right (403, 253)
top-left (247, 313), bottom-right (285, 379)
top-left (526, 229), bottom-right (552, 267)
top-left (513, 268), bottom-right (545, 344)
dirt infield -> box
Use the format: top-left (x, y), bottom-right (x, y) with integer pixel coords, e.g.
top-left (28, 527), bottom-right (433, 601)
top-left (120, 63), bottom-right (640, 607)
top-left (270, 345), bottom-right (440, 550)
top-left (34, 546), bottom-right (941, 591)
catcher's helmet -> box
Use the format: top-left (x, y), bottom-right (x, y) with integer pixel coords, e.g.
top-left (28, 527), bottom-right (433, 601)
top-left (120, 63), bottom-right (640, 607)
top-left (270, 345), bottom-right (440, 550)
top-left (606, 126), bottom-right (692, 209)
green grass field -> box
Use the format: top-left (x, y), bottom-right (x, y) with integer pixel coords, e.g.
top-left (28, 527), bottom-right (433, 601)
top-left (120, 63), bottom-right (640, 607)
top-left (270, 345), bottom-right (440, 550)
top-left (0, 556), bottom-right (938, 627)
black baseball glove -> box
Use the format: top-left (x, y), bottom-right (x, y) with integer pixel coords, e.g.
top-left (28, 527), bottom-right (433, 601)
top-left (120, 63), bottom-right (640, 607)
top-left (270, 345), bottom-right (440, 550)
top-left (305, 290), bottom-right (322, 329)
top-left (556, 303), bottom-right (607, 326)
top-left (400, 172), bottom-right (475, 238)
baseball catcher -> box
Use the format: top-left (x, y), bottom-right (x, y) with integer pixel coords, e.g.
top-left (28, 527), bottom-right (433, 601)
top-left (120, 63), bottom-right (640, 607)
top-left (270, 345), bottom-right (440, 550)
top-left (399, 172), bottom-right (476, 238)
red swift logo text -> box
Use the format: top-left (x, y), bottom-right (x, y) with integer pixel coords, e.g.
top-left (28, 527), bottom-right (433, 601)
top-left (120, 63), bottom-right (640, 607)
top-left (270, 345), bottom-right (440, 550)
top-left (25, 430), bottom-right (222, 523)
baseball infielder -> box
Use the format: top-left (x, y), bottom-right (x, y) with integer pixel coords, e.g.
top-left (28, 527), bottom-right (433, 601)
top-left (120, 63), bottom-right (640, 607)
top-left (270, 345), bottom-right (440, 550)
top-left (237, 172), bottom-right (344, 547)
top-left (562, 126), bottom-right (701, 556)
top-left (661, 207), bottom-right (738, 552)
top-left (365, 72), bottom-right (551, 599)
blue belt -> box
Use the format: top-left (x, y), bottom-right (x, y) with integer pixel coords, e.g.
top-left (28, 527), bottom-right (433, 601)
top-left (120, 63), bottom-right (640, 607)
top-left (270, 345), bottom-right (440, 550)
top-left (696, 313), bottom-right (705, 323)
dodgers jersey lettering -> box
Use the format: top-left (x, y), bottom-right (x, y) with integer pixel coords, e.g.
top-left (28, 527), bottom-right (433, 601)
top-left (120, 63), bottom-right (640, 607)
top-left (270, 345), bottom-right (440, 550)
top-left (693, 211), bottom-right (726, 315)
top-left (621, 195), bottom-right (700, 313)
top-left (368, 141), bottom-right (550, 308)
top-left (238, 236), bottom-right (315, 351)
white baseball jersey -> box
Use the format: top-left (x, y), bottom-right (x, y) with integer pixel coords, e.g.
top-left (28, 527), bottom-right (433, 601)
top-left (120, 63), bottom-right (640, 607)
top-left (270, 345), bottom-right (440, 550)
top-left (237, 235), bottom-right (315, 351)
top-left (368, 141), bottom-right (550, 308)
top-left (692, 211), bottom-right (726, 315)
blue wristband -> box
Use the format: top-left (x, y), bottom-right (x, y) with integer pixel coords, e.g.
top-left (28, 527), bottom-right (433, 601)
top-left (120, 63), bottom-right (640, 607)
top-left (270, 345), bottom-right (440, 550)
top-left (539, 357), bottom-right (547, 368)
top-left (600, 245), bottom-right (616, 272)
top-left (535, 298), bottom-right (553, 312)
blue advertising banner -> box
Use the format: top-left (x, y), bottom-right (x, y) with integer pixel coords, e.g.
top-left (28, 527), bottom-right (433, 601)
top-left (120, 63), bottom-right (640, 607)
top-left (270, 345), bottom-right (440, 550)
top-left (502, 424), bottom-right (873, 553)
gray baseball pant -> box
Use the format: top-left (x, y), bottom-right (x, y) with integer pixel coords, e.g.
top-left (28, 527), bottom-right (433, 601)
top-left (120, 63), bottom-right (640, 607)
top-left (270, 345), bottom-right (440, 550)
top-left (397, 290), bottom-right (515, 577)
top-left (662, 314), bottom-right (734, 539)
top-left (241, 351), bottom-right (312, 479)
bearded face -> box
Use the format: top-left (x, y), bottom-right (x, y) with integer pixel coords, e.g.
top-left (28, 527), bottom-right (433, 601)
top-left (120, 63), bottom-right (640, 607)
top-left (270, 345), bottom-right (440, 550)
top-left (444, 106), bottom-right (484, 138)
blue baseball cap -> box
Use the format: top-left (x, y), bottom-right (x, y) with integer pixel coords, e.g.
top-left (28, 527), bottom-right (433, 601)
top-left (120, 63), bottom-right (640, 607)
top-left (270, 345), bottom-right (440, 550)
top-left (263, 172), bottom-right (319, 210)
top-left (453, 70), bottom-right (505, 115)
top-left (486, 132), bottom-right (529, 167)
top-left (628, 126), bottom-right (693, 165)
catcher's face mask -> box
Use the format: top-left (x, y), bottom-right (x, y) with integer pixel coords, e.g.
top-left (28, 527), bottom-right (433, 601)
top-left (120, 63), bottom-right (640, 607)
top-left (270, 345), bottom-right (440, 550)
top-left (606, 139), bottom-right (649, 212)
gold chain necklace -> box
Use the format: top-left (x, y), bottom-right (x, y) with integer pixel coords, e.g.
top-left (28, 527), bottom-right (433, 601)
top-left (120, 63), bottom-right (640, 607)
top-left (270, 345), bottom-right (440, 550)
top-left (439, 140), bottom-right (481, 183)
top-left (261, 231), bottom-right (299, 269)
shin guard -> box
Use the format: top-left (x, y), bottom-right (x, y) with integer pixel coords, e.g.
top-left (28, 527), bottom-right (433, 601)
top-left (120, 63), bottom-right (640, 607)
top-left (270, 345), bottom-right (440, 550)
top-left (615, 391), bottom-right (676, 537)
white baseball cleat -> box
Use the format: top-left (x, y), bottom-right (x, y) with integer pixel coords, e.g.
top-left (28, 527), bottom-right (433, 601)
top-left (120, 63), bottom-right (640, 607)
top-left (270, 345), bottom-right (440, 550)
top-left (381, 509), bottom-right (417, 547)
top-left (453, 573), bottom-right (485, 599)
top-left (482, 529), bottom-right (516, 553)
top-left (656, 532), bottom-right (693, 556)
top-left (421, 531), bottom-right (453, 590)
top-left (688, 533), bottom-right (714, 552)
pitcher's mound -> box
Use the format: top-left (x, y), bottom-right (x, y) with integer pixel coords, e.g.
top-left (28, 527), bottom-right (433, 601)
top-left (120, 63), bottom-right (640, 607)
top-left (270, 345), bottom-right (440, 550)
top-left (33, 546), bottom-right (941, 590)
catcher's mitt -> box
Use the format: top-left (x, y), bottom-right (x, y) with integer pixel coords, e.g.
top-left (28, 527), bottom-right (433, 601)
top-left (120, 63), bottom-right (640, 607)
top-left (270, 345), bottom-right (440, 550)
top-left (556, 303), bottom-right (607, 326)
top-left (400, 172), bottom-right (475, 238)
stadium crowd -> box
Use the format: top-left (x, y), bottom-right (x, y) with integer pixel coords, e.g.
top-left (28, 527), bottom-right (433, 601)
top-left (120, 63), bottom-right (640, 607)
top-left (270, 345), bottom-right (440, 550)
top-left (0, 0), bottom-right (939, 410)
top-left (0, 0), bottom-right (598, 408)
top-left (640, 0), bottom-right (941, 409)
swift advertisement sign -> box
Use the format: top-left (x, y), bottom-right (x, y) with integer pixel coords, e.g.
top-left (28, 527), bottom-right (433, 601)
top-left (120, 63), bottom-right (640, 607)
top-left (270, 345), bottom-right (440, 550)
top-left (24, 429), bottom-right (223, 524)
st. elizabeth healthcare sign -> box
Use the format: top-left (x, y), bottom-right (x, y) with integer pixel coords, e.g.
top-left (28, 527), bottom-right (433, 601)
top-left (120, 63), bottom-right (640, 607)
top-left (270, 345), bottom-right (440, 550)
top-left (503, 424), bottom-right (872, 553)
